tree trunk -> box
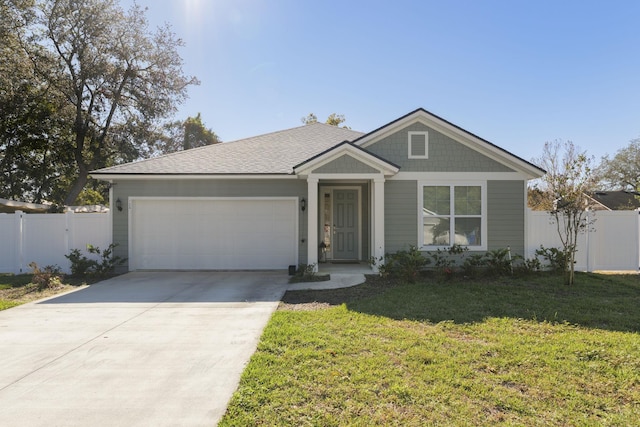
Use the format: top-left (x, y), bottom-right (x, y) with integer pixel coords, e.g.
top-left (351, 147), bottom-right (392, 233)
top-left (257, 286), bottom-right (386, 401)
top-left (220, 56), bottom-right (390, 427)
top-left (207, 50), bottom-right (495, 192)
top-left (63, 168), bottom-right (88, 206)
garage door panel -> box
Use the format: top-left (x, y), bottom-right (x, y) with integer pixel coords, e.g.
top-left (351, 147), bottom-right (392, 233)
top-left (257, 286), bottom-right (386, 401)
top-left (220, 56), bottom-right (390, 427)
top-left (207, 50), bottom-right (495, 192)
top-left (131, 199), bottom-right (297, 270)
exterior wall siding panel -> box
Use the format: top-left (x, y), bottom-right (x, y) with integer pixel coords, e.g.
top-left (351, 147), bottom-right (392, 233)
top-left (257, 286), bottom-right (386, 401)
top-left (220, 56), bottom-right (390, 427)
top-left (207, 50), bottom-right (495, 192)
top-left (487, 180), bottom-right (525, 256)
top-left (312, 155), bottom-right (379, 174)
top-left (384, 180), bottom-right (418, 253)
top-left (365, 122), bottom-right (514, 172)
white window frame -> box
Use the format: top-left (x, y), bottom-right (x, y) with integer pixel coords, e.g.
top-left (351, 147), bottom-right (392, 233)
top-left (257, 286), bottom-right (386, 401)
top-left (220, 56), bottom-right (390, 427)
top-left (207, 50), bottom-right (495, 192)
top-left (408, 131), bottom-right (429, 159)
top-left (417, 181), bottom-right (487, 251)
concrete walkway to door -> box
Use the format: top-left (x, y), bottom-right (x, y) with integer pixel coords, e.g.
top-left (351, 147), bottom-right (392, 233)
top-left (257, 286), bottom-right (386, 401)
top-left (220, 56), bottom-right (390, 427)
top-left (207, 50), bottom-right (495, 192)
top-left (0, 272), bottom-right (289, 427)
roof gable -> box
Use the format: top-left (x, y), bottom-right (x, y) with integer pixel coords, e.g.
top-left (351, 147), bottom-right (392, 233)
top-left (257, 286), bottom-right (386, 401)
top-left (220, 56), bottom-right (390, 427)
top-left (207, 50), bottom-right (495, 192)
top-left (354, 108), bottom-right (545, 179)
top-left (294, 141), bottom-right (399, 177)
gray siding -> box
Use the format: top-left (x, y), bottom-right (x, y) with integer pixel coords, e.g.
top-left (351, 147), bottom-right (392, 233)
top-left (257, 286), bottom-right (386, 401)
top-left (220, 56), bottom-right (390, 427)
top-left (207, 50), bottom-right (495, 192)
top-left (487, 180), bottom-right (525, 256)
top-left (385, 180), bottom-right (418, 252)
top-left (112, 179), bottom-right (307, 270)
top-left (366, 122), bottom-right (514, 172)
top-left (312, 155), bottom-right (379, 174)
top-left (383, 179), bottom-right (526, 257)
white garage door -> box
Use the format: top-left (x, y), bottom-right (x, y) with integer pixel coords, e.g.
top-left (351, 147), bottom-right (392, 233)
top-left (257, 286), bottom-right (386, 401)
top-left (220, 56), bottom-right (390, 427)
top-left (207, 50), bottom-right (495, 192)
top-left (130, 198), bottom-right (298, 270)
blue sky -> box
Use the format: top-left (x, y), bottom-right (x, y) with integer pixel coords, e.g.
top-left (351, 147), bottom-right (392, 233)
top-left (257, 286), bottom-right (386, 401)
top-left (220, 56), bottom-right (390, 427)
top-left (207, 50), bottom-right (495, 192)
top-left (124, 0), bottom-right (640, 164)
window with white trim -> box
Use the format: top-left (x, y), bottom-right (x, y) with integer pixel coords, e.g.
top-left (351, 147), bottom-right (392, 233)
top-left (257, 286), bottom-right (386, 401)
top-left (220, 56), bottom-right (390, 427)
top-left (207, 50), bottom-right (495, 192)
top-left (421, 183), bottom-right (485, 248)
top-left (408, 131), bottom-right (428, 159)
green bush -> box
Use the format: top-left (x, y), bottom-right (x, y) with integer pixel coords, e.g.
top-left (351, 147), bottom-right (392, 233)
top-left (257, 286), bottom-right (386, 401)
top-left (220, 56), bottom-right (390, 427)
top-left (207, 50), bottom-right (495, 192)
top-left (428, 244), bottom-right (468, 277)
top-left (292, 263), bottom-right (317, 280)
top-left (65, 243), bottom-right (125, 276)
top-left (385, 246), bottom-right (431, 283)
top-left (535, 245), bottom-right (566, 272)
top-left (461, 253), bottom-right (486, 278)
top-left (484, 248), bottom-right (514, 276)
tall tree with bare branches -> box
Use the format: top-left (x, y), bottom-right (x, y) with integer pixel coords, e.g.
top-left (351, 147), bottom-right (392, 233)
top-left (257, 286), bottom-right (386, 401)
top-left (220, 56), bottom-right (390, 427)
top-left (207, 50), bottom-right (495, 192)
top-left (22, 0), bottom-right (199, 204)
top-left (532, 140), bottom-right (597, 285)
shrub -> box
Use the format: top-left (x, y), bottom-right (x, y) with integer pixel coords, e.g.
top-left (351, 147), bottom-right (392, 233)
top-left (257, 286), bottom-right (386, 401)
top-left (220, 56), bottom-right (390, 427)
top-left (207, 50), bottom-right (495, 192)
top-left (368, 255), bottom-right (388, 277)
top-left (428, 244), bottom-right (468, 277)
top-left (28, 262), bottom-right (64, 290)
top-left (517, 257), bottom-right (542, 274)
top-left (65, 243), bottom-right (126, 276)
top-left (462, 253), bottom-right (486, 278)
top-left (295, 263), bottom-right (317, 280)
top-left (484, 248), bottom-right (515, 276)
top-left (385, 246), bottom-right (431, 283)
top-left (65, 249), bottom-right (96, 276)
top-left (535, 245), bottom-right (566, 273)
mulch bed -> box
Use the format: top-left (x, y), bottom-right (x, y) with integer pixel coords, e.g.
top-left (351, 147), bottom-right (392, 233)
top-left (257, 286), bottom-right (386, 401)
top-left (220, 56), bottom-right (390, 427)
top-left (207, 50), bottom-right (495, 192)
top-left (279, 274), bottom-right (402, 311)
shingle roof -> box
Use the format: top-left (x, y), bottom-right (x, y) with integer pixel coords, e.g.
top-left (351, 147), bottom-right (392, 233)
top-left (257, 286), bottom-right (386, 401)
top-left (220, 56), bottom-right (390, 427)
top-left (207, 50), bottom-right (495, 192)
top-left (590, 191), bottom-right (640, 210)
top-left (91, 123), bottom-right (364, 175)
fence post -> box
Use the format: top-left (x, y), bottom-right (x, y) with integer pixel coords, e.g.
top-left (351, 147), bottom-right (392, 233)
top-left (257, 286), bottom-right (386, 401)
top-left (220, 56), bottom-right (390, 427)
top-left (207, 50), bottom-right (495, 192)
top-left (585, 210), bottom-right (591, 272)
top-left (14, 210), bottom-right (24, 274)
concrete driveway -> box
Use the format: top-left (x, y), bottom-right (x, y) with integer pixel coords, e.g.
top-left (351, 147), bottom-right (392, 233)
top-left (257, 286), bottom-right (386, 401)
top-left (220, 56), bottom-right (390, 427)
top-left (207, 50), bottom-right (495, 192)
top-left (0, 272), bottom-right (289, 427)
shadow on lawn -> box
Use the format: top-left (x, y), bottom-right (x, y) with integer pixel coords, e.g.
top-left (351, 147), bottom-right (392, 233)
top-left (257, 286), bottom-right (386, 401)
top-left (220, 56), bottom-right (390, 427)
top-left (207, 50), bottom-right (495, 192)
top-left (281, 273), bottom-right (640, 333)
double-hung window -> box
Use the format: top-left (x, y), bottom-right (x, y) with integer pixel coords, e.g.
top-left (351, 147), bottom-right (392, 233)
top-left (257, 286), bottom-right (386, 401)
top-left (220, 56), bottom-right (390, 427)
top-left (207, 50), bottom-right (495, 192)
top-left (420, 183), bottom-right (486, 249)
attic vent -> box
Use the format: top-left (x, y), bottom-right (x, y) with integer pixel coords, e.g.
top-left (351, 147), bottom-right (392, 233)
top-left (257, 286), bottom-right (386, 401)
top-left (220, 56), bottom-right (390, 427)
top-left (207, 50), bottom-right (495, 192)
top-left (408, 131), bottom-right (428, 159)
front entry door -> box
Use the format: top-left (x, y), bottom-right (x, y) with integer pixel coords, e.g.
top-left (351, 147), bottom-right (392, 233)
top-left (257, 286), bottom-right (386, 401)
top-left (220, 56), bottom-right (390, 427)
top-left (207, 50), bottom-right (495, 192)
top-left (333, 189), bottom-right (358, 260)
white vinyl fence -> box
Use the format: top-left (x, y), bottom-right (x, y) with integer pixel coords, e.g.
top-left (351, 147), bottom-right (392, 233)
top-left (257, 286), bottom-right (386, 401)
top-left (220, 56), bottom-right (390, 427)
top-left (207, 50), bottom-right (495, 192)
top-left (526, 209), bottom-right (640, 272)
top-left (1, 209), bottom-right (638, 275)
top-left (0, 211), bottom-right (111, 274)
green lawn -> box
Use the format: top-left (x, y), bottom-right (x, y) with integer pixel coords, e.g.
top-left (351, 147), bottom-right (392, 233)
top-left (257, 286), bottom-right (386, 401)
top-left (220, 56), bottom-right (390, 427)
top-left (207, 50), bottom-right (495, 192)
top-left (220, 273), bottom-right (640, 426)
top-left (0, 273), bottom-right (103, 310)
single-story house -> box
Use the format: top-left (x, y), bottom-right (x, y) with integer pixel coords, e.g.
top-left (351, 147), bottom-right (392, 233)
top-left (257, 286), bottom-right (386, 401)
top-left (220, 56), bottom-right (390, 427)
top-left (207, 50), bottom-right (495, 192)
top-left (91, 108), bottom-right (546, 272)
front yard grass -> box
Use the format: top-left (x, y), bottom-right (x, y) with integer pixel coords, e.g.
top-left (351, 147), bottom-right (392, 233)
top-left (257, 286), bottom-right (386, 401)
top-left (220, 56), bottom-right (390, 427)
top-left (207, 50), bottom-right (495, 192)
top-left (0, 273), bottom-right (107, 310)
top-left (220, 273), bottom-right (640, 426)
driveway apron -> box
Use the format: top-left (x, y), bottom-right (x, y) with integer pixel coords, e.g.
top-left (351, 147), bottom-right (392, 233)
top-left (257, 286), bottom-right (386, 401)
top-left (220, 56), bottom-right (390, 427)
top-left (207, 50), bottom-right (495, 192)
top-left (0, 272), bottom-right (289, 427)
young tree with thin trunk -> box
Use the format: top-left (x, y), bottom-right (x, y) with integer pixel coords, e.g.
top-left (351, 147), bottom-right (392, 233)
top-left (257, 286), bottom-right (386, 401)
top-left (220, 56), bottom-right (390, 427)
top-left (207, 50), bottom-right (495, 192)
top-left (533, 140), bottom-right (597, 285)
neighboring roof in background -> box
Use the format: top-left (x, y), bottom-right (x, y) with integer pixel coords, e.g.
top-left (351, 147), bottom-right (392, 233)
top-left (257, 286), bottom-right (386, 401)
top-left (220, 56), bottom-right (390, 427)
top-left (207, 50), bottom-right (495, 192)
top-left (589, 191), bottom-right (640, 211)
top-left (65, 205), bottom-right (110, 213)
top-left (0, 198), bottom-right (50, 213)
top-left (0, 198), bottom-right (109, 214)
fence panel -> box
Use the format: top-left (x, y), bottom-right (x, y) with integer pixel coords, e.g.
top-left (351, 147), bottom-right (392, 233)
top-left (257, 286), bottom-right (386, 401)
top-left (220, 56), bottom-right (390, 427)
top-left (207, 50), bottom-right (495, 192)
top-left (526, 209), bottom-right (639, 272)
top-left (0, 214), bottom-right (18, 272)
top-left (68, 213), bottom-right (112, 254)
top-left (0, 211), bottom-right (111, 274)
top-left (588, 210), bottom-right (639, 271)
top-left (22, 214), bottom-right (67, 272)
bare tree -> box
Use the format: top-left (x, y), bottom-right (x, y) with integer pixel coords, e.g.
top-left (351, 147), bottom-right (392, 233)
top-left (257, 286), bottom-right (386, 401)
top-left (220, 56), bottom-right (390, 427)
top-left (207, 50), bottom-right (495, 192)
top-left (533, 140), bottom-right (597, 285)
